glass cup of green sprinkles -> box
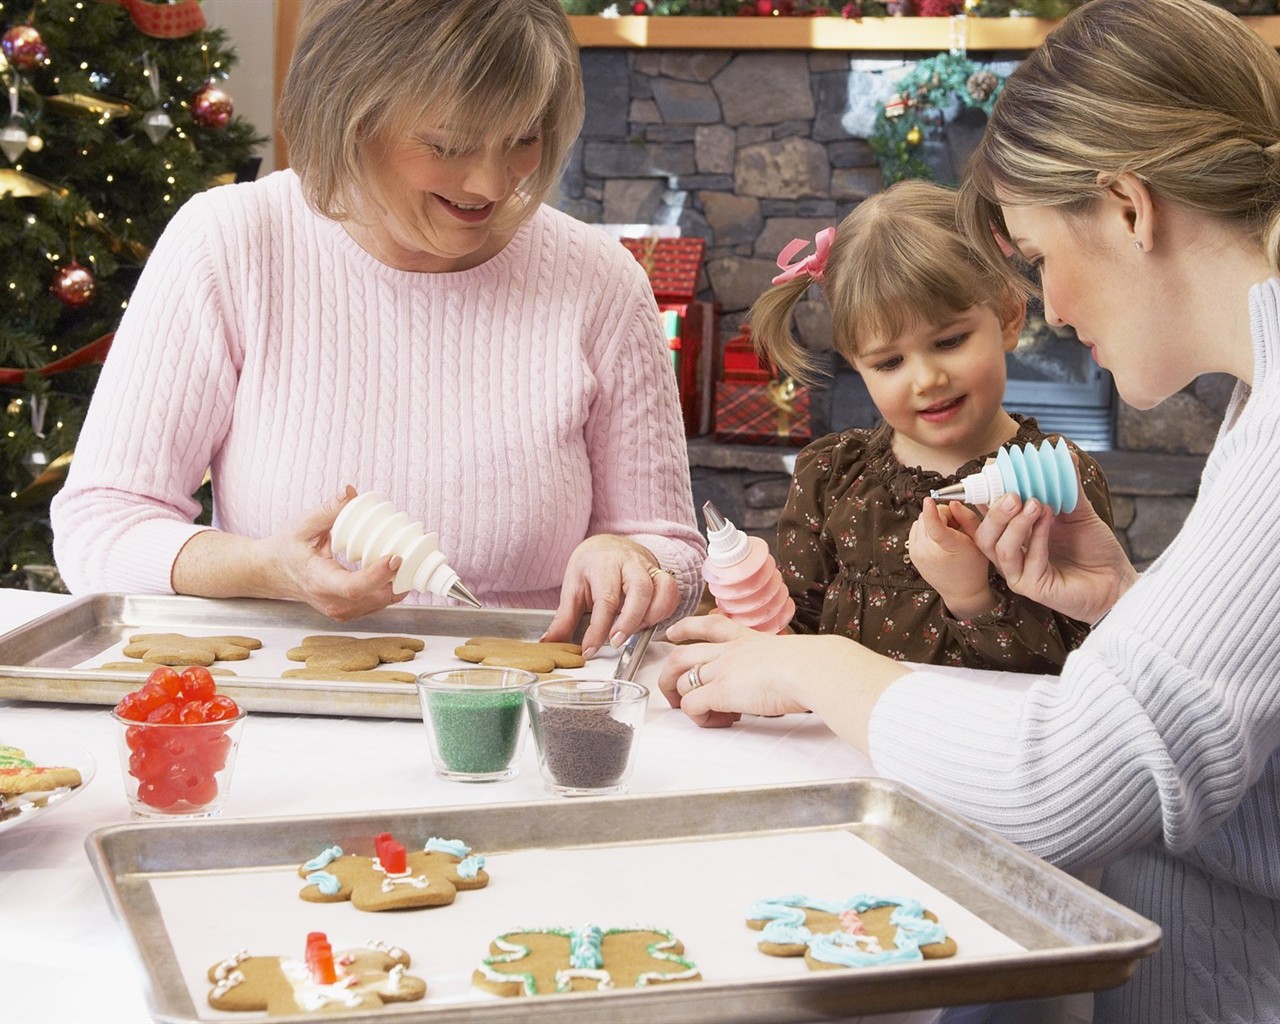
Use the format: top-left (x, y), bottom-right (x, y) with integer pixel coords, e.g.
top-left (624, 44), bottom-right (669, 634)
top-left (416, 667), bottom-right (537, 782)
top-left (526, 678), bottom-right (649, 796)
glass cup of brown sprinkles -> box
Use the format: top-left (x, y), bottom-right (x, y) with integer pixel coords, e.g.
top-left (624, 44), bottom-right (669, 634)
top-left (525, 678), bottom-right (649, 796)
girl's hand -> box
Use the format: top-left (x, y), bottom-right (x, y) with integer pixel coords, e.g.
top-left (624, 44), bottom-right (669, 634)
top-left (908, 499), bottom-right (996, 619)
top-left (542, 534), bottom-right (682, 658)
top-left (963, 491), bottom-right (1138, 624)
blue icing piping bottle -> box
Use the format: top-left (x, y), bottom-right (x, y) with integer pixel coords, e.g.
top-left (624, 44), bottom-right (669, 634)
top-left (929, 438), bottom-right (1079, 515)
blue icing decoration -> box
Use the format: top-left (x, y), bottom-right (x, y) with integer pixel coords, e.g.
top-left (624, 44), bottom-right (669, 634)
top-left (457, 854), bottom-right (485, 879)
top-left (570, 925), bottom-right (604, 969)
top-left (425, 837), bottom-right (470, 858)
top-left (751, 894), bottom-right (950, 969)
top-left (305, 870), bottom-right (342, 896)
top-left (302, 845), bottom-right (343, 871)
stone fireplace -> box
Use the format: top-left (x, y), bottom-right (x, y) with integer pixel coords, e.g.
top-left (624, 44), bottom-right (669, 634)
top-left (560, 46), bottom-right (1222, 568)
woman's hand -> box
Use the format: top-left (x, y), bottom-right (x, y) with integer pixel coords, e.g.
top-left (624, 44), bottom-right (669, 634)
top-left (908, 498), bottom-right (996, 619)
top-left (259, 487), bottom-right (407, 621)
top-left (964, 491), bottom-right (1138, 625)
top-left (174, 487), bottom-right (407, 621)
top-left (657, 615), bottom-right (909, 751)
top-left (541, 534), bottom-right (682, 658)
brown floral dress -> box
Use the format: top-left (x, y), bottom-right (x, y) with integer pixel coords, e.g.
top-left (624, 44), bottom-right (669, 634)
top-left (777, 415), bottom-right (1113, 673)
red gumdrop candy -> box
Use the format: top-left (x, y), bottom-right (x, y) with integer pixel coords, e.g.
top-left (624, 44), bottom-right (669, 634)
top-left (145, 666), bottom-right (185, 699)
top-left (115, 693), bottom-right (146, 722)
top-left (138, 777), bottom-right (178, 809)
top-left (203, 695), bottom-right (240, 721)
top-left (146, 702), bottom-right (181, 724)
top-left (133, 682), bottom-right (171, 716)
top-left (186, 773), bottom-right (219, 807)
top-left (179, 666), bottom-right (217, 702)
top-left (128, 744), bottom-right (167, 781)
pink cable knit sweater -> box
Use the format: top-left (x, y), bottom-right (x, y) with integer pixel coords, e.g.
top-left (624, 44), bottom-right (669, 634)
top-left (51, 170), bottom-right (705, 611)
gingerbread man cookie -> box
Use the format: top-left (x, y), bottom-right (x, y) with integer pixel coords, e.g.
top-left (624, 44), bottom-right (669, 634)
top-left (286, 635), bottom-right (424, 676)
top-left (298, 833), bottom-right (488, 912)
top-left (123, 633), bottom-right (261, 667)
top-left (474, 925), bottom-right (700, 996)
top-left (454, 636), bottom-right (585, 674)
top-left (207, 936), bottom-right (425, 1015)
top-left (0, 745), bottom-right (82, 795)
top-left (746, 894), bottom-right (957, 969)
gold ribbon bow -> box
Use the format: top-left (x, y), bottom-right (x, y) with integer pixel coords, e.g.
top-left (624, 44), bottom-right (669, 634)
top-left (767, 377), bottom-right (799, 436)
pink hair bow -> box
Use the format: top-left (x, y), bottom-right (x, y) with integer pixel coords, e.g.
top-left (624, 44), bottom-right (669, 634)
top-left (772, 227), bottom-right (835, 286)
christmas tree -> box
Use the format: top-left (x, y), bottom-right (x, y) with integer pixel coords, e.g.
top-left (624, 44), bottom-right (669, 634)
top-left (0, 0), bottom-right (263, 590)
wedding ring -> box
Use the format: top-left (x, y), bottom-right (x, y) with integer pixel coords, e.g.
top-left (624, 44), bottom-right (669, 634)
top-left (647, 565), bottom-right (676, 581)
top-left (685, 664), bottom-right (704, 690)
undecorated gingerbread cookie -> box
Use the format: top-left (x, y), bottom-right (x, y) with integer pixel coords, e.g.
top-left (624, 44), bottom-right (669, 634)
top-left (454, 636), bottom-right (585, 674)
top-left (298, 833), bottom-right (488, 911)
top-left (123, 632), bottom-right (261, 667)
top-left (746, 894), bottom-right (957, 969)
top-left (286, 634), bottom-right (424, 674)
top-left (474, 924), bottom-right (700, 996)
top-left (207, 934), bottom-right (425, 1015)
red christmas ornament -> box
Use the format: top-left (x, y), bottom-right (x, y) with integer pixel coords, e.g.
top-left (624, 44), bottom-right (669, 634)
top-left (631, 0), bottom-right (651, 11)
top-left (190, 82), bottom-right (233, 129)
top-left (2, 25), bottom-right (49, 72)
top-left (756, 0), bottom-right (775, 13)
top-left (50, 262), bottom-right (96, 307)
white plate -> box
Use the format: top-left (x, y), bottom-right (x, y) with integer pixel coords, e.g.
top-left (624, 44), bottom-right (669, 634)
top-left (0, 739), bottom-right (96, 835)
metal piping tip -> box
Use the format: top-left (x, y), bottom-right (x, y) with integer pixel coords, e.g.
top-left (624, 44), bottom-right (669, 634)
top-left (448, 579), bottom-right (483, 609)
top-left (929, 483), bottom-right (967, 502)
top-left (701, 500), bottom-right (727, 533)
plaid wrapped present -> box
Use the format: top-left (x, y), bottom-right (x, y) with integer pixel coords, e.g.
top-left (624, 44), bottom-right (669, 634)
top-left (620, 237), bottom-right (705, 301)
top-left (714, 375), bottom-right (811, 447)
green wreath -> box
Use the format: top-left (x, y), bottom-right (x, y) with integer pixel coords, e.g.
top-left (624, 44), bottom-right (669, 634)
top-left (868, 53), bottom-right (1006, 185)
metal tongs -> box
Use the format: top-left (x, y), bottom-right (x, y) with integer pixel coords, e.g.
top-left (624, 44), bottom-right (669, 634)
top-left (611, 625), bottom-right (656, 681)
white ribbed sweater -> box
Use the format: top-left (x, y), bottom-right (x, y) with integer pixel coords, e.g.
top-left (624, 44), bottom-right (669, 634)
top-left (870, 281), bottom-right (1280, 1023)
top-left (51, 171), bottom-right (705, 612)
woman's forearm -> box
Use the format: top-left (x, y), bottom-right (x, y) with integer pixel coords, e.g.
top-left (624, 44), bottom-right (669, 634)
top-left (170, 530), bottom-right (282, 600)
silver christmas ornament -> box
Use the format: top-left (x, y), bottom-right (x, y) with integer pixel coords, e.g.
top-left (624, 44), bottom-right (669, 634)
top-left (142, 106), bottom-right (173, 143)
top-left (0, 119), bottom-right (28, 163)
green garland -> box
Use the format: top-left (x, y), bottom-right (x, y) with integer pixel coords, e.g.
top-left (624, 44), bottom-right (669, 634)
top-left (868, 53), bottom-right (1004, 185)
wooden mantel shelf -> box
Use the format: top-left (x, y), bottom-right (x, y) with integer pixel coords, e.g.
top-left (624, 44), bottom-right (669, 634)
top-left (569, 14), bottom-right (1280, 50)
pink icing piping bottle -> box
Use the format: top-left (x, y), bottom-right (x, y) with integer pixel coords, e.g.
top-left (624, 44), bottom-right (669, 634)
top-left (700, 500), bottom-right (795, 633)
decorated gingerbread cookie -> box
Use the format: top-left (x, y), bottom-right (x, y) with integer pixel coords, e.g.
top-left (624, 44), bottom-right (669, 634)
top-left (207, 934), bottom-right (425, 1015)
top-left (0, 745), bottom-right (82, 795)
top-left (474, 925), bottom-right (700, 996)
top-left (298, 833), bottom-right (488, 912)
top-left (747, 895), bottom-right (957, 969)
top-left (454, 636), bottom-right (585, 674)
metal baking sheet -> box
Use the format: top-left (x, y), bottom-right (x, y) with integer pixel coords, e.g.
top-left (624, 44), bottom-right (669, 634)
top-left (86, 778), bottom-right (1159, 1024)
top-left (0, 594), bottom-right (650, 719)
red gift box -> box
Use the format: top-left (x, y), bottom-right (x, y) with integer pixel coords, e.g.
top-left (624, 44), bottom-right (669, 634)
top-left (621, 236), bottom-right (714, 437)
top-left (620, 237), bottom-right (705, 301)
top-left (714, 324), bottom-right (811, 446)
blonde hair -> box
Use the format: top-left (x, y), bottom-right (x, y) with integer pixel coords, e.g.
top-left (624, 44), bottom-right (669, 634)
top-left (959, 0), bottom-right (1280, 293)
top-left (750, 180), bottom-right (1014, 385)
top-left (278, 0), bottom-right (584, 231)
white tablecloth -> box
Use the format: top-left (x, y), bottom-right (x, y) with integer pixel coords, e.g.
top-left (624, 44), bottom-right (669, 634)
top-left (1, 588), bottom-right (955, 1024)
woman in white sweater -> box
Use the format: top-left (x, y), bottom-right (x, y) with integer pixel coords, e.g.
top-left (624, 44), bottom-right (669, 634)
top-left (658, 1), bottom-right (1280, 1020)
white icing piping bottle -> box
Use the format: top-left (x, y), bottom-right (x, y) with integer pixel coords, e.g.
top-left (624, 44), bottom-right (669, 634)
top-left (330, 492), bottom-right (482, 607)
top-left (929, 438), bottom-right (1079, 514)
top-left (701, 500), bottom-right (795, 634)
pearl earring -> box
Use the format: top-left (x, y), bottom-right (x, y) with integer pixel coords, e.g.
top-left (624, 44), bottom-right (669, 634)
top-left (1134, 241), bottom-right (1144, 251)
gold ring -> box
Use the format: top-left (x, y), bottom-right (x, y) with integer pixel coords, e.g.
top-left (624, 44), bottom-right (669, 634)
top-left (685, 664), bottom-right (704, 690)
top-left (647, 565), bottom-right (676, 581)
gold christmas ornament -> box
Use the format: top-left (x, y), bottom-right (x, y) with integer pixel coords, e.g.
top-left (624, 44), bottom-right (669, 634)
top-left (43, 93), bottom-right (134, 120)
top-left (0, 167), bottom-right (62, 198)
top-left (906, 126), bottom-right (923, 146)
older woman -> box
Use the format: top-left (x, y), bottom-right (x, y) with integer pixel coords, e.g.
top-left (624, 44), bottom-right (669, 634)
top-left (659, 1), bottom-right (1280, 1020)
top-left (51, 0), bottom-right (703, 655)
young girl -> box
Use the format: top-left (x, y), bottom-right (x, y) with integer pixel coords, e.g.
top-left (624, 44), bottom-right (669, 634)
top-left (749, 179), bottom-right (1112, 673)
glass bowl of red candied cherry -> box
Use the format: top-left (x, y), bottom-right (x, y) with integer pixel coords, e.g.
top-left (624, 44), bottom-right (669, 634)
top-left (111, 667), bottom-right (246, 819)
